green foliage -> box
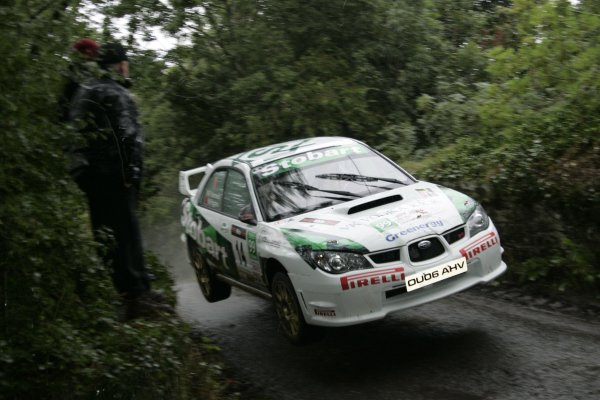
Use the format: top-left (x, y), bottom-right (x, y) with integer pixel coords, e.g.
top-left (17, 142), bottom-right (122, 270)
top-left (0, 3), bottom-right (224, 399)
top-left (135, 0), bottom-right (467, 168)
top-left (518, 239), bottom-right (598, 292)
top-left (2, 246), bottom-right (220, 399)
top-left (413, 0), bottom-right (600, 295)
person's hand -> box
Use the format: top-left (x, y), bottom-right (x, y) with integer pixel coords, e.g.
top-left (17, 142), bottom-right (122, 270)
top-left (125, 165), bottom-right (141, 188)
top-left (129, 165), bottom-right (141, 180)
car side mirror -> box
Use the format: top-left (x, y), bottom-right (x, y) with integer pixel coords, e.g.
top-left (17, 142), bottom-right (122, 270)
top-left (238, 205), bottom-right (257, 225)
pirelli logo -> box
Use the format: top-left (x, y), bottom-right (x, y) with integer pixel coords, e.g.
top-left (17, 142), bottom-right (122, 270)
top-left (340, 267), bottom-right (405, 291)
top-left (460, 232), bottom-right (499, 260)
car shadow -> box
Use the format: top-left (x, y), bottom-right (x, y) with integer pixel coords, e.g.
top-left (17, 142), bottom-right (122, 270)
top-left (210, 298), bottom-right (511, 400)
top-left (292, 317), bottom-right (502, 380)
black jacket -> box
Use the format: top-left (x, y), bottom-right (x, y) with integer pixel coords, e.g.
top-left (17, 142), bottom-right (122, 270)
top-left (69, 74), bottom-right (143, 187)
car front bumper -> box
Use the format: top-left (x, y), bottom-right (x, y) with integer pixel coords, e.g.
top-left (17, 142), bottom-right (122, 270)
top-left (288, 227), bottom-right (507, 327)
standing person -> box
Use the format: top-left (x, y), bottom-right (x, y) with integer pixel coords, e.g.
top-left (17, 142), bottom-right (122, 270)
top-left (69, 42), bottom-right (171, 319)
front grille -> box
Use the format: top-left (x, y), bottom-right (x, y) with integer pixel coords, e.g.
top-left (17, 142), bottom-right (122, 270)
top-left (408, 237), bottom-right (445, 262)
top-left (369, 249), bottom-right (401, 264)
top-left (443, 226), bottom-right (465, 245)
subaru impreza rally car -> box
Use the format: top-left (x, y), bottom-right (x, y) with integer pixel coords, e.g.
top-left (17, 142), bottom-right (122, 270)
top-left (179, 137), bottom-right (507, 343)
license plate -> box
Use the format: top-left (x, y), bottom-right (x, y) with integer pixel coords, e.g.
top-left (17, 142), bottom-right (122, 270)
top-left (405, 257), bottom-right (467, 292)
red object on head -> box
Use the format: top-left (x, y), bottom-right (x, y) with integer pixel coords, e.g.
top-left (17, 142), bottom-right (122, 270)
top-left (73, 38), bottom-right (100, 58)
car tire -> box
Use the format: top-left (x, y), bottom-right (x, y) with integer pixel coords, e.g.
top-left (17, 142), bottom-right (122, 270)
top-left (271, 272), bottom-right (322, 345)
top-left (189, 240), bottom-right (231, 303)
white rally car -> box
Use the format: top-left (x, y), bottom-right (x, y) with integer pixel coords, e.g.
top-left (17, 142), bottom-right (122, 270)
top-left (179, 137), bottom-right (507, 343)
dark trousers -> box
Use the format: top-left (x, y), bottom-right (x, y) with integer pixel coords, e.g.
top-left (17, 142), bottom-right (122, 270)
top-left (81, 178), bottom-right (150, 297)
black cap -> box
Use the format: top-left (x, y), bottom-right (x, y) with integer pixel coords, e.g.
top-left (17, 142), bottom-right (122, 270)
top-left (98, 43), bottom-right (128, 67)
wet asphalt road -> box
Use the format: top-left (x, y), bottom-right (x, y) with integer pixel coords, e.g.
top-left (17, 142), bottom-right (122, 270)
top-left (146, 225), bottom-right (600, 400)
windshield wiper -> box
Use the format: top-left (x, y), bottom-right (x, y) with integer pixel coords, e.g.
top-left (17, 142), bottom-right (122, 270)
top-left (273, 180), bottom-right (361, 198)
top-left (315, 173), bottom-right (408, 185)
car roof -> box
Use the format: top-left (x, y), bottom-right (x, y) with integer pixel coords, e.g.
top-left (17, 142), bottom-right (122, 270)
top-left (225, 136), bottom-right (362, 168)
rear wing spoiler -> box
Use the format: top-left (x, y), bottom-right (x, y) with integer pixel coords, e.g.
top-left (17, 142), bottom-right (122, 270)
top-left (178, 164), bottom-right (212, 197)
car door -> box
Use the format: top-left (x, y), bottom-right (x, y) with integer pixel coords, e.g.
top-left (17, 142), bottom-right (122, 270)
top-left (219, 169), bottom-right (263, 288)
top-left (195, 169), bottom-right (233, 275)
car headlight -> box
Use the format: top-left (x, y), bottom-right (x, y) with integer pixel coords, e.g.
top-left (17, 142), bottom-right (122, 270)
top-left (296, 248), bottom-right (372, 274)
top-left (467, 204), bottom-right (490, 237)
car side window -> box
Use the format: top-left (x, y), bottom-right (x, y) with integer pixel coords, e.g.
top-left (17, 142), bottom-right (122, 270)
top-left (222, 170), bottom-right (251, 217)
top-left (201, 170), bottom-right (227, 210)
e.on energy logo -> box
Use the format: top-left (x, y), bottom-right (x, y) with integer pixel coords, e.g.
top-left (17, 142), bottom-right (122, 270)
top-left (460, 232), bottom-right (499, 260)
top-left (340, 267), bottom-right (405, 291)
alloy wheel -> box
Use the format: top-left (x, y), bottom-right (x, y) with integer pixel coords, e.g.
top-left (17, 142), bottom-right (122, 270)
top-left (273, 279), bottom-right (301, 338)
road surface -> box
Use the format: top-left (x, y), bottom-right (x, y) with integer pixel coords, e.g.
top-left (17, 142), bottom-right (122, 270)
top-left (145, 223), bottom-right (600, 400)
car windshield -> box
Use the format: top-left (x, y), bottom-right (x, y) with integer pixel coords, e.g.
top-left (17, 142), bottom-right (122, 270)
top-left (252, 143), bottom-right (414, 221)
